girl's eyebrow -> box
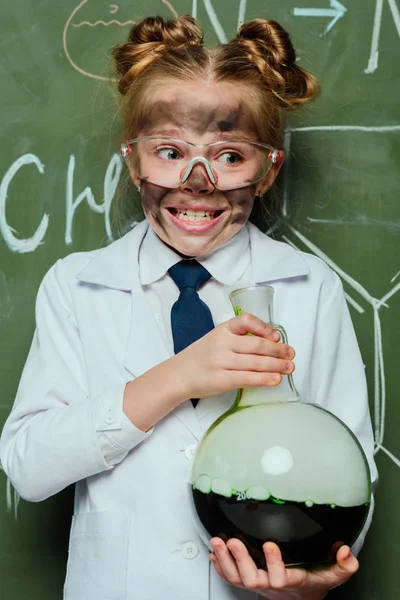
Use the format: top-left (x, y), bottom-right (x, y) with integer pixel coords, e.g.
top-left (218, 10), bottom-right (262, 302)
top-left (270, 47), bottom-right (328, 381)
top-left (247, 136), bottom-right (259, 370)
top-left (145, 127), bottom-right (184, 137)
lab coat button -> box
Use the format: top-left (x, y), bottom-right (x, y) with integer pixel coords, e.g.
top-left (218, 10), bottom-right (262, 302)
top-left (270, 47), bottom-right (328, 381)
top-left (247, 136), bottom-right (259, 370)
top-left (104, 413), bottom-right (114, 425)
top-left (182, 542), bottom-right (199, 559)
top-left (185, 444), bottom-right (197, 460)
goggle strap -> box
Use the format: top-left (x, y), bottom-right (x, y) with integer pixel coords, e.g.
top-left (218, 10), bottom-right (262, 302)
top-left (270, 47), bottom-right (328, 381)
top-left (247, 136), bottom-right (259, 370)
top-left (179, 156), bottom-right (218, 185)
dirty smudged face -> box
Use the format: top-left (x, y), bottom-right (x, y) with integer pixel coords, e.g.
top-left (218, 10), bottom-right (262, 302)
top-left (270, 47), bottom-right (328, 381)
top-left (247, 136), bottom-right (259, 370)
top-left (135, 80), bottom-right (280, 257)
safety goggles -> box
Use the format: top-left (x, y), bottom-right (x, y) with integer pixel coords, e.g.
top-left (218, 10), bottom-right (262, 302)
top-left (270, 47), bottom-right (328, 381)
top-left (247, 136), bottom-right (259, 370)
top-left (120, 137), bottom-right (284, 191)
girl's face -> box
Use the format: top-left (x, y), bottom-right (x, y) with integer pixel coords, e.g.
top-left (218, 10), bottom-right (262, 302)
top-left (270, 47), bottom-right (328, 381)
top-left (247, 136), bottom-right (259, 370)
top-left (135, 80), bottom-right (280, 257)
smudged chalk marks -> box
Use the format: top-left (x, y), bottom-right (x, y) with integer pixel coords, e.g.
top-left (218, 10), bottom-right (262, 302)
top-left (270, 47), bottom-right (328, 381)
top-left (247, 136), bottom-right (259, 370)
top-left (0, 271), bottom-right (13, 322)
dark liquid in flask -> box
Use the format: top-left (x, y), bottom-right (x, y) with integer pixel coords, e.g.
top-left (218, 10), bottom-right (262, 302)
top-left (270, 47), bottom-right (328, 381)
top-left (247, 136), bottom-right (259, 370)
top-left (192, 489), bottom-right (369, 569)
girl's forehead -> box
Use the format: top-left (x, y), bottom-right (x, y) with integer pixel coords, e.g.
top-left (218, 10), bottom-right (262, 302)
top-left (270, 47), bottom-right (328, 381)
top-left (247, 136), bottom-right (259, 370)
top-left (140, 81), bottom-right (258, 139)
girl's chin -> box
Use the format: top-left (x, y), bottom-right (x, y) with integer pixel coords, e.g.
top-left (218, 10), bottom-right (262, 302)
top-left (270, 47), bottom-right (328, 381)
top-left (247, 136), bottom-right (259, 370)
top-left (155, 228), bottom-right (228, 256)
top-left (165, 237), bottom-right (220, 257)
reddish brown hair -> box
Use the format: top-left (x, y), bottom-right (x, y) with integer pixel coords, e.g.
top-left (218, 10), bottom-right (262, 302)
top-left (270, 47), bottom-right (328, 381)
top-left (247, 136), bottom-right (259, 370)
top-left (111, 15), bottom-right (320, 229)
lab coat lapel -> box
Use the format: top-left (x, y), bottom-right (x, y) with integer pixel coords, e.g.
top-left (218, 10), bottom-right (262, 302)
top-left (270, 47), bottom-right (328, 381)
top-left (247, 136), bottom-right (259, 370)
top-left (125, 282), bottom-right (202, 439)
top-left (248, 223), bottom-right (310, 284)
top-left (123, 279), bottom-right (170, 377)
top-left (76, 220), bottom-right (203, 440)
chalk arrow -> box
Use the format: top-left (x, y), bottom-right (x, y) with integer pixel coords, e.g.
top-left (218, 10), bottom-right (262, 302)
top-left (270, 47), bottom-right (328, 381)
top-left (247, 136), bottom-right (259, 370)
top-left (293, 0), bottom-right (347, 36)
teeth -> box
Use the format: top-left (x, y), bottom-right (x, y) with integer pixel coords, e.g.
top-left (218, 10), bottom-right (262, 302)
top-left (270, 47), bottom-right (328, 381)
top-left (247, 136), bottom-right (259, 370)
top-left (175, 209), bottom-right (215, 221)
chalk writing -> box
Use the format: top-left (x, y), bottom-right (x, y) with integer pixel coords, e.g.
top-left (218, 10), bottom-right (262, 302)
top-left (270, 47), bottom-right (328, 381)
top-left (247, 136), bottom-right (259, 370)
top-left (0, 154), bottom-right (48, 254)
top-left (0, 153), bottom-right (122, 252)
top-left (365, 0), bottom-right (400, 74)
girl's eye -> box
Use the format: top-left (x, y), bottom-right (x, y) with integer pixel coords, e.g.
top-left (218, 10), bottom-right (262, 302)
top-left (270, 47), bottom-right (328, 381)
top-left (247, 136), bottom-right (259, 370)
top-left (218, 152), bottom-right (243, 165)
top-left (157, 148), bottom-right (182, 160)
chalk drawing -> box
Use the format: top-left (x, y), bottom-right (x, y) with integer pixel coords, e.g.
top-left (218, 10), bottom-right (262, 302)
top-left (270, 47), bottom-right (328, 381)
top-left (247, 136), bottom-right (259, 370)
top-left (283, 124), bottom-right (400, 470)
top-left (63, 0), bottom-right (178, 82)
top-left (365, 0), bottom-right (400, 74)
top-left (293, 0), bottom-right (347, 36)
top-left (238, 0), bottom-right (247, 28)
top-left (64, 0), bottom-right (248, 79)
top-left (0, 154), bottom-right (49, 254)
top-left (292, 125), bottom-right (400, 133)
top-left (192, 0), bottom-right (247, 42)
top-left (6, 477), bottom-right (20, 520)
top-left (391, 270), bottom-right (400, 282)
top-left (201, 0), bottom-right (228, 42)
top-left (306, 217), bottom-right (400, 230)
top-left (0, 464), bottom-right (20, 519)
top-left (192, 0), bottom-right (247, 44)
top-left (65, 153), bottom-right (121, 245)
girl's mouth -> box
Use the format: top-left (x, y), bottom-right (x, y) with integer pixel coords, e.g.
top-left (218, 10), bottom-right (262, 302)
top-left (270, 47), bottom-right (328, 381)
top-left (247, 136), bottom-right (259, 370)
top-left (167, 207), bottom-right (224, 222)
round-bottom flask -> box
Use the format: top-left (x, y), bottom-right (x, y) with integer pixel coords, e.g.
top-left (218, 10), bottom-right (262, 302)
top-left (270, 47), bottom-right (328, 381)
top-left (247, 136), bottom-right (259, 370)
top-left (190, 286), bottom-right (371, 569)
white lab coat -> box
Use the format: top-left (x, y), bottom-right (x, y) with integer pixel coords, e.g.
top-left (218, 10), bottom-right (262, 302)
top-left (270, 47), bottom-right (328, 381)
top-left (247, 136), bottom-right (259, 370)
top-left (0, 220), bottom-right (377, 600)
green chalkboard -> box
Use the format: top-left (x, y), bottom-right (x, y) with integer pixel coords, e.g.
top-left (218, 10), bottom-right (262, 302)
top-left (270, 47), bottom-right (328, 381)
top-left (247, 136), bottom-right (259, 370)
top-left (0, 1), bottom-right (399, 598)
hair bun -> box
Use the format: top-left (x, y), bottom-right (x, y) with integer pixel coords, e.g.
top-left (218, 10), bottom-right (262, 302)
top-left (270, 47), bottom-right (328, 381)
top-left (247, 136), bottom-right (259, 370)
top-left (236, 18), bottom-right (320, 108)
top-left (238, 19), bottom-right (295, 69)
top-left (113, 15), bottom-right (204, 94)
top-left (129, 15), bottom-right (203, 48)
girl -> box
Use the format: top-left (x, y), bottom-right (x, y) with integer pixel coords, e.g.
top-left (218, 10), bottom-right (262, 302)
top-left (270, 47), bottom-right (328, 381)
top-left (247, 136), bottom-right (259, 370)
top-left (0, 14), bottom-right (377, 600)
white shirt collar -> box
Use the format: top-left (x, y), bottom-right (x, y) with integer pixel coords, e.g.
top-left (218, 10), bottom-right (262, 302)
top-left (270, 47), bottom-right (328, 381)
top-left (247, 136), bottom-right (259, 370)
top-left (76, 219), bottom-right (310, 290)
top-left (139, 224), bottom-right (250, 286)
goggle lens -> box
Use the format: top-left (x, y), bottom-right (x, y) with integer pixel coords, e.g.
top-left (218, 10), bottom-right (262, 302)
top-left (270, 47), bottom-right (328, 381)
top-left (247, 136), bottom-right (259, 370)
top-left (120, 137), bottom-right (283, 191)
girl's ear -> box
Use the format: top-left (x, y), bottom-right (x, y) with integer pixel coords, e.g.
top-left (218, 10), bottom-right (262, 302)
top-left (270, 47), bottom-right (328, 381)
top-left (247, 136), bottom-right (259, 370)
top-left (255, 153), bottom-right (285, 196)
top-left (132, 175), bottom-right (141, 190)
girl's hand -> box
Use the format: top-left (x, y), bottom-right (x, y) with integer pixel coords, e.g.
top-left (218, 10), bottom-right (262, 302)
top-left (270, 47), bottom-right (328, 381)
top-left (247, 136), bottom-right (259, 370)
top-left (209, 538), bottom-right (359, 600)
top-left (172, 313), bottom-right (295, 401)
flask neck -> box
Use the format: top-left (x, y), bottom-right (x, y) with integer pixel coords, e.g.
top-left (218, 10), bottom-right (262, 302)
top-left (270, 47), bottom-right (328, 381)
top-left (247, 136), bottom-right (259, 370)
top-left (235, 373), bottom-right (299, 408)
top-left (229, 285), bottom-right (300, 408)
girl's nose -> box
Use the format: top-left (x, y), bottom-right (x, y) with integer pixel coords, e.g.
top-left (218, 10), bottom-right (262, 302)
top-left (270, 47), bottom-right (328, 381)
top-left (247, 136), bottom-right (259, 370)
top-left (179, 160), bottom-right (216, 195)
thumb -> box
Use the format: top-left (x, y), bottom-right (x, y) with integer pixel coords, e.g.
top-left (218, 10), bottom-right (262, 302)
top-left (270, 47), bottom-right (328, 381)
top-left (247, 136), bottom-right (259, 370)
top-left (333, 545), bottom-right (359, 580)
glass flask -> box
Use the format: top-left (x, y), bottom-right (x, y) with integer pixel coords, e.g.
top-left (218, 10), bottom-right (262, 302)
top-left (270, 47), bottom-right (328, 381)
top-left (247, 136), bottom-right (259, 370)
top-left (190, 285), bottom-right (371, 569)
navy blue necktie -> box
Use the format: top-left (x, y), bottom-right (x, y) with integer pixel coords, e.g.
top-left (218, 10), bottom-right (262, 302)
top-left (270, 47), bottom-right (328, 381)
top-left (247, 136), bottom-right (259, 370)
top-left (168, 260), bottom-right (215, 407)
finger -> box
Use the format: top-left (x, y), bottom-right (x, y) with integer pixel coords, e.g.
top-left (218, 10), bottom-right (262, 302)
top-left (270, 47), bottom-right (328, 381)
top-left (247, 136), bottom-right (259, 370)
top-left (263, 542), bottom-right (292, 589)
top-left (229, 353), bottom-right (295, 376)
top-left (232, 334), bottom-right (295, 360)
top-left (227, 539), bottom-right (269, 591)
top-left (228, 313), bottom-right (281, 341)
top-left (210, 538), bottom-right (243, 586)
top-left (209, 553), bottom-right (227, 580)
top-left (220, 368), bottom-right (283, 390)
